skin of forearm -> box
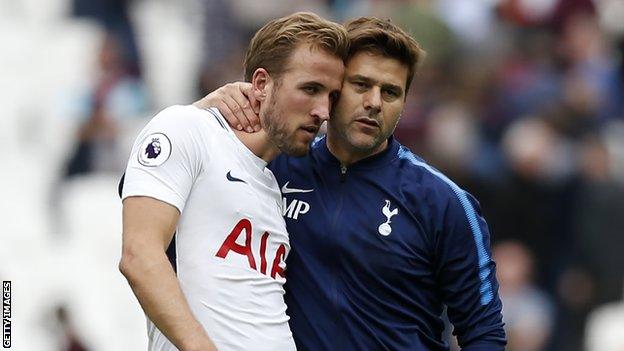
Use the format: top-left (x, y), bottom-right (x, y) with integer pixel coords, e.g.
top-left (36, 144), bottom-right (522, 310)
top-left (120, 248), bottom-right (217, 351)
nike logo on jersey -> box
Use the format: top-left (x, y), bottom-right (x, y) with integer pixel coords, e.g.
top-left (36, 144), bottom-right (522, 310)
top-left (226, 171), bottom-right (246, 184)
top-left (281, 181), bottom-right (313, 194)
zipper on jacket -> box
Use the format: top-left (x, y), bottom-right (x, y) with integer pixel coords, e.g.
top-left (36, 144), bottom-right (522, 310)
top-left (330, 171), bottom-right (346, 348)
top-left (340, 164), bottom-right (347, 183)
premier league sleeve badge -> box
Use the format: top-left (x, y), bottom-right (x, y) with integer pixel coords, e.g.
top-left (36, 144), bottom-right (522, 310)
top-left (138, 132), bottom-right (172, 167)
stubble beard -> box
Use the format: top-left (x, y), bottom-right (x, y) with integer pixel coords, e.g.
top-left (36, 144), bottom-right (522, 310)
top-left (262, 88), bottom-right (309, 157)
top-left (331, 111), bottom-right (400, 157)
top-left (334, 115), bottom-right (384, 153)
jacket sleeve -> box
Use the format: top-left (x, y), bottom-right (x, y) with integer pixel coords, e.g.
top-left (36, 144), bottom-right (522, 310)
top-left (434, 189), bottom-right (506, 350)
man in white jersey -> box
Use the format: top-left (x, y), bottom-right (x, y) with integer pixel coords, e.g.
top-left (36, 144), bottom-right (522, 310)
top-left (118, 12), bottom-right (347, 351)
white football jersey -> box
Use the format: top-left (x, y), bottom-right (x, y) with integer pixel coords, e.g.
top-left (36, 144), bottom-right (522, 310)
top-left (122, 105), bottom-right (295, 350)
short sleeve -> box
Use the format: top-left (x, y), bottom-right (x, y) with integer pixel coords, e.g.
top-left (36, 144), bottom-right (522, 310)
top-left (122, 105), bottom-right (208, 213)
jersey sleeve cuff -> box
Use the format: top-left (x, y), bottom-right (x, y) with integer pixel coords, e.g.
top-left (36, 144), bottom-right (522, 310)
top-left (121, 180), bottom-right (186, 213)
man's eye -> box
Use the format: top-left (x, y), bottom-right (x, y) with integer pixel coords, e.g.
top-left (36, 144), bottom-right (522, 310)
top-left (353, 81), bottom-right (367, 89)
top-left (383, 89), bottom-right (399, 98)
top-left (303, 86), bottom-right (319, 94)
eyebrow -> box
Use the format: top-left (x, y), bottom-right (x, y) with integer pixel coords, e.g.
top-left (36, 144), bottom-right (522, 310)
top-left (348, 74), bottom-right (403, 94)
top-left (299, 81), bottom-right (341, 94)
top-left (298, 81), bottom-right (324, 90)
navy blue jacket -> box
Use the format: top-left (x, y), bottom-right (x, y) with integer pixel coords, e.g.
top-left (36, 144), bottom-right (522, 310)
top-left (269, 136), bottom-right (506, 350)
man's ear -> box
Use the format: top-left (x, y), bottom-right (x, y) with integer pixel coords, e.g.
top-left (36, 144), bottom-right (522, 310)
top-left (251, 68), bottom-right (271, 102)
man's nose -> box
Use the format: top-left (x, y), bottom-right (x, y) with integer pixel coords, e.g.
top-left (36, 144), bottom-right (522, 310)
top-left (311, 96), bottom-right (331, 122)
top-left (364, 87), bottom-right (382, 114)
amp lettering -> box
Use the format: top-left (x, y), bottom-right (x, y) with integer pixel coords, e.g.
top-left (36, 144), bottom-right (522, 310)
top-left (282, 198), bottom-right (310, 219)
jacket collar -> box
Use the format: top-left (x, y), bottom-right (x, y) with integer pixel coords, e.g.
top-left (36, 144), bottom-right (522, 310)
top-left (313, 135), bottom-right (400, 170)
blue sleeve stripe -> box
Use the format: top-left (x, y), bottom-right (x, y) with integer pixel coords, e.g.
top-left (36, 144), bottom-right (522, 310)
top-left (398, 147), bottom-right (494, 305)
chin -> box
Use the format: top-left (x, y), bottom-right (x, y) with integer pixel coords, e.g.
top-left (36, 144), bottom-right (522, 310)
top-left (348, 134), bottom-right (381, 152)
top-left (284, 147), bottom-right (308, 157)
top-left (280, 141), bottom-right (310, 157)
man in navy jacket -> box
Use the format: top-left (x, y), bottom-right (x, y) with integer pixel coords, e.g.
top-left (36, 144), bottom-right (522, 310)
top-left (195, 16), bottom-right (506, 351)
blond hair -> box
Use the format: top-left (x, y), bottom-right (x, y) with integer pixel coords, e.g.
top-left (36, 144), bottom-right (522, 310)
top-left (244, 12), bottom-right (349, 82)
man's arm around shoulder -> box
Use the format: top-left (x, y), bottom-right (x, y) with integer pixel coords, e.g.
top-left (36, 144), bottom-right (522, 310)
top-left (119, 196), bottom-right (217, 351)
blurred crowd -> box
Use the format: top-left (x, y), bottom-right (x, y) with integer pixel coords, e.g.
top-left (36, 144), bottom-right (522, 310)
top-left (4, 0), bottom-right (624, 350)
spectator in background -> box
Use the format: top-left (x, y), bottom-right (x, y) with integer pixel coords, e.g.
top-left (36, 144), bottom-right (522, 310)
top-left (495, 116), bottom-right (575, 290)
top-left (64, 31), bottom-right (147, 178)
top-left (72, 0), bottom-right (142, 76)
top-left (64, 0), bottom-right (147, 177)
top-left (494, 240), bottom-right (554, 351)
top-left (196, 0), bottom-right (246, 98)
top-left (573, 131), bottom-right (624, 305)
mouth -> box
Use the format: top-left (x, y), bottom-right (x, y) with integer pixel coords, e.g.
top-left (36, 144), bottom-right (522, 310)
top-left (299, 125), bottom-right (319, 138)
top-left (355, 117), bottom-right (380, 129)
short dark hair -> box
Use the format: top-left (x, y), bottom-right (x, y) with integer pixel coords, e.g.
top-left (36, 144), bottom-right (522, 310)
top-left (345, 17), bottom-right (425, 92)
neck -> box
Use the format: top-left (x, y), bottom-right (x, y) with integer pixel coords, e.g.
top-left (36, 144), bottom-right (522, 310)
top-left (233, 129), bottom-right (281, 163)
top-left (326, 128), bottom-right (388, 166)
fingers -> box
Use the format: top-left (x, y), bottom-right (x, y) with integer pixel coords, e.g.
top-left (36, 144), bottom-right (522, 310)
top-left (212, 98), bottom-right (244, 132)
top-left (193, 82), bottom-right (261, 133)
top-left (192, 93), bottom-right (239, 129)
top-left (238, 83), bottom-right (260, 115)
top-left (251, 100), bottom-right (261, 131)
top-left (238, 83), bottom-right (261, 131)
top-left (223, 94), bottom-right (257, 132)
top-left (192, 95), bottom-right (214, 110)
